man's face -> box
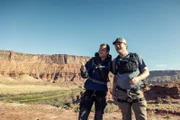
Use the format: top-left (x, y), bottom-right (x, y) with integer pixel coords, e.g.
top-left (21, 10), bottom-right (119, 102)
top-left (114, 42), bottom-right (127, 53)
top-left (98, 45), bottom-right (109, 58)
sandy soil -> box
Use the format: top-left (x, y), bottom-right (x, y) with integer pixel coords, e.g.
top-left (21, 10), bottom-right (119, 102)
top-left (0, 102), bottom-right (180, 120)
top-left (0, 76), bottom-right (179, 120)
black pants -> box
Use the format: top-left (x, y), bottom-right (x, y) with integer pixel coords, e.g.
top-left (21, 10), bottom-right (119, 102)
top-left (78, 90), bottom-right (107, 120)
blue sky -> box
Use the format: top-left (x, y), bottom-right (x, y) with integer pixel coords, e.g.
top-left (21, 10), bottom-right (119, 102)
top-left (0, 0), bottom-right (180, 70)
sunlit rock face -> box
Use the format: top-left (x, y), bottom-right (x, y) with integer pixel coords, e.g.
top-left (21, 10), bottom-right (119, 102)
top-left (0, 50), bottom-right (90, 82)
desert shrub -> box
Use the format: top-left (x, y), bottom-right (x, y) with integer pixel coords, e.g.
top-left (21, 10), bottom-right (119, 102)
top-left (163, 116), bottom-right (171, 120)
top-left (62, 102), bottom-right (73, 109)
top-left (157, 97), bottom-right (163, 104)
top-left (150, 109), bottom-right (155, 116)
top-left (91, 104), bottom-right (95, 112)
top-left (74, 106), bottom-right (80, 113)
top-left (165, 96), bottom-right (172, 104)
top-left (3, 99), bottom-right (14, 103)
top-left (156, 104), bottom-right (160, 107)
top-left (104, 103), bottom-right (115, 113)
top-left (38, 93), bottom-right (72, 108)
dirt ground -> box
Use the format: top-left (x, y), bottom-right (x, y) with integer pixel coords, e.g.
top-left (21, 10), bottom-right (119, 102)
top-left (0, 76), bottom-right (179, 120)
top-left (0, 102), bottom-right (179, 120)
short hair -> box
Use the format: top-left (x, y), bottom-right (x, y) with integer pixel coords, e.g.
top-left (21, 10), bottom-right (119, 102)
top-left (100, 43), bottom-right (110, 52)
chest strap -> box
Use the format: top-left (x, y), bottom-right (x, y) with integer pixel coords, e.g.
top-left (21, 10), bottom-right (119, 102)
top-left (88, 77), bottom-right (107, 85)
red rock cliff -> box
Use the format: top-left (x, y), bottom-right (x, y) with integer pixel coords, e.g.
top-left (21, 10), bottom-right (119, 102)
top-left (0, 50), bottom-right (90, 82)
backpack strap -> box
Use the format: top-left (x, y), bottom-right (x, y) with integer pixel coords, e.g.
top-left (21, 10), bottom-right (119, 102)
top-left (129, 52), bottom-right (139, 69)
top-left (112, 55), bottom-right (120, 75)
top-left (112, 53), bottom-right (139, 75)
top-left (91, 57), bottom-right (109, 83)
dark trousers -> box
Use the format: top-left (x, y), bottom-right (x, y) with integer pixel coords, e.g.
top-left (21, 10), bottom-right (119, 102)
top-left (78, 90), bottom-right (107, 120)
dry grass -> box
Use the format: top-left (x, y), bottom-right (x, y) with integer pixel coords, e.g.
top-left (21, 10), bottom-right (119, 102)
top-left (0, 75), bottom-right (79, 95)
top-left (0, 75), bottom-right (83, 108)
top-left (0, 76), bottom-right (17, 84)
top-left (148, 101), bottom-right (180, 113)
top-left (0, 84), bottom-right (69, 95)
top-left (0, 75), bottom-right (41, 84)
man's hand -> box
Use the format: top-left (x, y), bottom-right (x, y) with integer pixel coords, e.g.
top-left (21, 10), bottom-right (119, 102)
top-left (80, 62), bottom-right (86, 72)
top-left (129, 77), bottom-right (139, 85)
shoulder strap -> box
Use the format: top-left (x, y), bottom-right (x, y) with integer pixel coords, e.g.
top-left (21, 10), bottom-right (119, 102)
top-left (91, 57), bottom-right (109, 83)
top-left (112, 55), bottom-right (119, 75)
top-left (91, 57), bottom-right (96, 66)
top-left (129, 53), bottom-right (139, 67)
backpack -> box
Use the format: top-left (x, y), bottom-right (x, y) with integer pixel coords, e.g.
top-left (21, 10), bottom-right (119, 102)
top-left (112, 53), bottom-right (139, 75)
top-left (112, 53), bottom-right (147, 89)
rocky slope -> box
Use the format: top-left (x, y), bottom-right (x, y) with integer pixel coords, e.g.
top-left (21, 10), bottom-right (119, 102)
top-left (145, 81), bottom-right (180, 100)
top-left (0, 50), bottom-right (90, 82)
top-left (146, 70), bottom-right (180, 84)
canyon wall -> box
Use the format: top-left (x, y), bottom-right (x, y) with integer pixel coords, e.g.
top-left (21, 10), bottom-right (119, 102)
top-left (0, 50), bottom-right (90, 82)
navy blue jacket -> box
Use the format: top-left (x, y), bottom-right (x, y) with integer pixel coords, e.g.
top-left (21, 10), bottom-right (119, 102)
top-left (81, 53), bottom-right (112, 91)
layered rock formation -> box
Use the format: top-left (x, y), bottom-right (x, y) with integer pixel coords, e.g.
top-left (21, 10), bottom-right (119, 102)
top-left (1, 50), bottom-right (180, 84)
top-left (0, 50), bottom-right (90, 82)
top-left (146, 70), bottom-right (180, 84)
top-left (145, 81), bottom-right (180, 100)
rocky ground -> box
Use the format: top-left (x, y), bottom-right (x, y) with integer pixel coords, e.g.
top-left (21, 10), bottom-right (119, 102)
top-left (0, 101), bottom-right (180, 120)
top-left (0, 75), bottom-right (180, 120)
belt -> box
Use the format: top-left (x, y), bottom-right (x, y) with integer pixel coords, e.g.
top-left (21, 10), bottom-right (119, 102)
top-left (116, 86), bottom-right (141, 93)
top-left (117, 97), bottom-right (145, 104)
top-left (88, 77), bottom-right (107, 85)
top-left (116, 86), bottom-right (127, 92)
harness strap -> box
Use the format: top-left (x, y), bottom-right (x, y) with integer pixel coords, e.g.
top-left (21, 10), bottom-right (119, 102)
top-left (116, 86), bottom-right (127, 92)
top-left (88, 77), bottom-right (107, 85)
top-left (91, 57), bottom-right (110, 83)
top-left (117, 97), bottom-right (145, 104)
top-left (83, 90), bottom-right (106, 101)
top-left (116, 86), bottom-right (141, 93)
